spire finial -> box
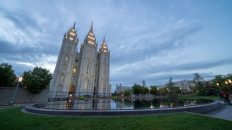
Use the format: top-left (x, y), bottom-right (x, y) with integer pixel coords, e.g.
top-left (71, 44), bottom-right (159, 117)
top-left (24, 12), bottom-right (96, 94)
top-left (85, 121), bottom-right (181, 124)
top-left (103, 36), bottom-right (106, 43)
top-left (89, 21), bottom-right (93, 33)
top-left (72, 21), bottom-right (76, 29)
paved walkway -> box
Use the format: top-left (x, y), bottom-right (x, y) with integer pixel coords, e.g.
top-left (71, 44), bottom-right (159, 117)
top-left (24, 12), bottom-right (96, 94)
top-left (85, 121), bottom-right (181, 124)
top-left (208, 103), bottom-right (232, 121)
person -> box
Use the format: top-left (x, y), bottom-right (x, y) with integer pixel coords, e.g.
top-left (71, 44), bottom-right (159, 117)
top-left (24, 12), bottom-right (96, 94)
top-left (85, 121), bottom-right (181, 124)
top-left (225, 92), bottom-right (232, 105)
top-left (220, 91), bottom-right (232, 105)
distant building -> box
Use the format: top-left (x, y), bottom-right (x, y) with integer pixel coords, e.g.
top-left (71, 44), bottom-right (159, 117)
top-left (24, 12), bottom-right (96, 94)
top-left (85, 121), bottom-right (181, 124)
top-left (115, 84), bottom-right (131, 94)
top-left (142, 80), bottom-right (146, 87)
top-left (174, 80), bottom-right (195, 91)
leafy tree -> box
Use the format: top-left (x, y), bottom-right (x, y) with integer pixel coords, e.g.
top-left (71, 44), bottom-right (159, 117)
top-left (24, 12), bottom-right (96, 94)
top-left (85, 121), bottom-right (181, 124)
top-left (193, 73), bottom-right (204, 83)
top-left (213, 74), bottom-right (232, 93)
top-left (166, 77), bottom-right (174, 88)
top-left (132, 84), bottom-right (149, 94)
top-left (202, 81), bottom-right (219, 96)
top-left (0, 63), bottom-right (16, 87)
top-left (132, 84), bottom-right (143, 94)
top-left (150, 86), bottom-right (158, 95)
top-left (159, 87), bottom-right (168, 95)
top-left (22, 66), bottom-right (52, 101)
top-left (123, 88), bottom-right (132, 96)
top-left (143, 87), bottom-right (149, 94)
top-left (192, 73), bottom-right (205, 95)
top-left (165, 77), bottom-right (178, 100)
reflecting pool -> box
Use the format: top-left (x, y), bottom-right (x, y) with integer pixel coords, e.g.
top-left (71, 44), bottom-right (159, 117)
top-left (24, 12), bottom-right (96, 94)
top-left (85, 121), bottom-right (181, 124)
top-left (40, 98), bottom-right (213, 110)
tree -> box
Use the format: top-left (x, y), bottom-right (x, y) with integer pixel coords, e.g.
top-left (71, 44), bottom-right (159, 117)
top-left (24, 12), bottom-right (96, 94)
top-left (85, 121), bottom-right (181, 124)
top-left (213, 74), bottom-right (232, 93)
top-left (22, 66), bottom-right (52, 101)
top-left (166, 77), bottom-right (174, 88)
top-left (159, 87), bottom-right (168, 95)
top-left (150, 86), bottom-right (158, 95)
top-left (165, 77), bottom-right (178, 100)
top-left (202, 81), bottom-right (219, 96)
top-left (132, 84), bottom-right (149, 94)
top-left (123, 88), bottom-right (132, 96)
top-left (192, 73), bottom-right (205, 95)
top-left (132, 84), bottom-right (143, 94)
top-left (0, 63), bottom-right (16, 87)
top-left (193, 73), bottom-right (204, 84)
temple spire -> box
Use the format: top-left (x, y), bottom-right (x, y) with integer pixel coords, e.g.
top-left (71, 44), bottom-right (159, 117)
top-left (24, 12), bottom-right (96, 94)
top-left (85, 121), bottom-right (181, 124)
top-left (72, 21), bottom-right (76, 29)
top-left (89, 21), bottom-right (93, 33)
top-left (103, 36), bottom-right (106, 44)
top-left (100, 36), bottom-right (108, 53)
top-left (85, 21), bottom-right (96, 45)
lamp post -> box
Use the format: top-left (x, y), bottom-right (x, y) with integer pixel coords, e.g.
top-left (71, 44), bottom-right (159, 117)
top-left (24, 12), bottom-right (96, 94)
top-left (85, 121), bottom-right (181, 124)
top-left (227, 79), bottom-right (232, 94)
top-left (228, 79), bottom-right (232, 84)
top-left (9, 76), bottom-right (23, 105)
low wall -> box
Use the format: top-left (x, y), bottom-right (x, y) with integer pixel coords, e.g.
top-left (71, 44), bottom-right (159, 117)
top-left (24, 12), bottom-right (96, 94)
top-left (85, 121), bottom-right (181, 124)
top-left (0, 87), bottom-right (48, 104)
top-left (24, 101), bottom-right (223, 116)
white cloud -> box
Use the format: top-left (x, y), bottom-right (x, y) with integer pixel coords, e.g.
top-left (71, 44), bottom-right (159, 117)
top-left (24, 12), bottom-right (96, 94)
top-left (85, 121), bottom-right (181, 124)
top-left (0, 0), bottom-right (232, 87)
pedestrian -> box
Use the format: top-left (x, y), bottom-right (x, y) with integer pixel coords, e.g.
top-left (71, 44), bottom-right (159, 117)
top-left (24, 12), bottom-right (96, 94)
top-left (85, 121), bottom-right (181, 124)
top-left (225, 92), bottom-right (232, 105)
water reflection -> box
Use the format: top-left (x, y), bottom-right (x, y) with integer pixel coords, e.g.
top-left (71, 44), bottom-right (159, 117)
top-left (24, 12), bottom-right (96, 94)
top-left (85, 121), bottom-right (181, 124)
top-left (44, 98), bottom-right (212, 110)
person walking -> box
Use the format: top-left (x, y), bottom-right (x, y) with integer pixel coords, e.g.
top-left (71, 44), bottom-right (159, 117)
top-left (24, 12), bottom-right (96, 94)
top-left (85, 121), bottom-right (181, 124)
top-left (225, 92), bottom-right (232, 105)
top-left (220, 91), bottom-right (232, 105)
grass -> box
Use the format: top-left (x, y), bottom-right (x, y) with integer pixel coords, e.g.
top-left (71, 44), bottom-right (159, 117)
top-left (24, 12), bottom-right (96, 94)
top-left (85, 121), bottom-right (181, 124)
top-left (179, 94), bottom-right (220, 100)
top-left (0, 107), bottom-right (232, 130)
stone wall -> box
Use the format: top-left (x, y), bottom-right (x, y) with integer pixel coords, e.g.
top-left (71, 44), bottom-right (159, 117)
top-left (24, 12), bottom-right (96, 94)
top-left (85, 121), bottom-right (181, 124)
top-left (0, 87), bottom-right (48, 104)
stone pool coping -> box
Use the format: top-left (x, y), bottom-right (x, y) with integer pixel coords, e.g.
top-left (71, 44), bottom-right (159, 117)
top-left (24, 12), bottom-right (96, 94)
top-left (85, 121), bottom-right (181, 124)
top-left (24, 100), bottom-right (223, 116)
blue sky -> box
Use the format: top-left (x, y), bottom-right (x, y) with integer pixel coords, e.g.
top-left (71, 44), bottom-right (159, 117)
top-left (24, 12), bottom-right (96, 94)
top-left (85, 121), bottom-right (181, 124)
top-left (0, 0), bottom-right (232, 90)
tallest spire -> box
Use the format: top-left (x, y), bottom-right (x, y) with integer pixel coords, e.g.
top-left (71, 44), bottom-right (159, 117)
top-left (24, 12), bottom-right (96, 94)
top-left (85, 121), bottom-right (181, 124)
top-left (89, 21), bottom-right (93, 33)
top-left (103, 36), bottom-right (105, 43)
top-left (72, 21), bottom-right (76, 29)
top-left (86, 21), bottom-right (96, 45)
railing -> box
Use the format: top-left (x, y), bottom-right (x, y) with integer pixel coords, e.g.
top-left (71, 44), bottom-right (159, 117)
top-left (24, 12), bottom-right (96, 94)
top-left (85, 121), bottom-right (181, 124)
top-left (48, 91), bottom-right (111, 101)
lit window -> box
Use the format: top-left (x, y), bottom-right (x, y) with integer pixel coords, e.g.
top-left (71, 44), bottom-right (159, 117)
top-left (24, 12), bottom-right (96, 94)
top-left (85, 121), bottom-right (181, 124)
top-left (69, 32), bottom-right (76, 36)
top-left (73, 68), bottom-right (76, 73)
top-left (69, 37), bottom-right (74, 41)
top-left (88, 40), bottom-right (95, 45)
top-left (60, 75), bottom-right (65, 82)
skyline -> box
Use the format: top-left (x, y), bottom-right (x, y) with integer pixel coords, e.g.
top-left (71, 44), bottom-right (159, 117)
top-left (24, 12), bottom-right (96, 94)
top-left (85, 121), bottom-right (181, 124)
top-left (0, 0), bottom-right (232, 90)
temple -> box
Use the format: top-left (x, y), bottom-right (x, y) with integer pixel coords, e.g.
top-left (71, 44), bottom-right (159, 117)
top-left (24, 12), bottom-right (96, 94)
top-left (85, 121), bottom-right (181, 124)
top-left (49, 22), bottom-right (110, 99)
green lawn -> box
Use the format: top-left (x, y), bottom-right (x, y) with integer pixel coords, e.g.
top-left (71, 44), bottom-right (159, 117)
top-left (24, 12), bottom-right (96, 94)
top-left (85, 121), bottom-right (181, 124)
top-left (0, 107), bottom-right (232, 130)
top-left (179, 94), bottom-right (220, 100)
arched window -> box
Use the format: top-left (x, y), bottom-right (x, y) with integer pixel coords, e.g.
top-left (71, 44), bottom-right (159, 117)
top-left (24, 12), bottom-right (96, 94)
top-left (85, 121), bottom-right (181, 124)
top-left (69, 84), bottom-right (75, 92)
top-left (66, 46), bottom-right (71, 53)
top-left (60, 74), bottom-right (65, 82)
top-left (86, 61), bottom-right (90, 74)
top-left (73, 67), bottom-right (77, 73)
top-left (63, 64), bottom-right (67, 71)
top-left (84, 78), bottom-right (89, 89)
top-left (65, 55), bottom-right (69, 61)
top-left (58, 85), bottom-right (63, 92)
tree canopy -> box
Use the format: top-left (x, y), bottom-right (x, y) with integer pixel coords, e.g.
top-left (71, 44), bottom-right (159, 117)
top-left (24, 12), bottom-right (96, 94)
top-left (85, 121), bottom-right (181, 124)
top-left (0, 63), bottom-right (16, 87)
top-left (150, 86), bottom-right (158, 95)
top-left (132, 84), bottom-right (149, 94)
top-left (22, 66), bottom-right (52, 95)
top-left (213, 74), bottom-right (232, 92)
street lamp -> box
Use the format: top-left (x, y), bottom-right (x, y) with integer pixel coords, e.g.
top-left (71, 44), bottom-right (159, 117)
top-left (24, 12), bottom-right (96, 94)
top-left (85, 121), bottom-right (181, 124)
top-left (227, 79), bottom-right (232, 94)
top-left (228, 79), bottom-right (232, 84)
top-left (9, 76), bottom-right (23, 105)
